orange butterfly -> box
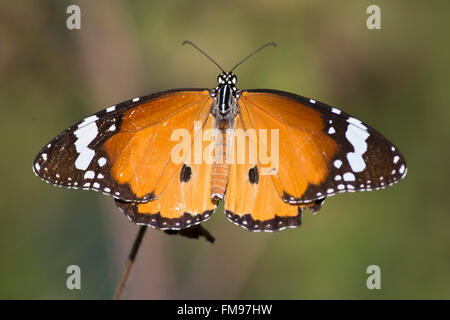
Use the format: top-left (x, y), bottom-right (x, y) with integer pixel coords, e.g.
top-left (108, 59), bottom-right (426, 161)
top-left (33, 42), bottom-right (407, 232)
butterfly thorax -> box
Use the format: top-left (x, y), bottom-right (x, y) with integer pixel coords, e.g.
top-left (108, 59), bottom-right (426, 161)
top-left (210, 72), bottom-right (240, 122)
top-left (210, 72), bottom-right (241, 202)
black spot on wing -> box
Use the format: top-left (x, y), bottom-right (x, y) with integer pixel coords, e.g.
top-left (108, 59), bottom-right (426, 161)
top-left (248, 166), bottom-right (259, 184)
top-left (180, 164), bottom-right (192, 183)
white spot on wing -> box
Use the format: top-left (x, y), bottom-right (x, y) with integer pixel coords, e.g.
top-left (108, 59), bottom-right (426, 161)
top-left (74, 122), bottom-right (98, 171)
top-left (84, 171), bottom-right (95, 179)
top-left (399, 164), bottom-right (406, 174)
top-left (309, 99), bottom-right (316, 104)
top-left (347, 117), bottom-right (367, 130)
top-left (328, 127), bottom-right (336, 134)
top-left (331, 108), bottom-right (341, 114)
top-left (393, 155), bottom-right (400, 164)
top-left (108, 124), bottom-right (116, 132)
top-left (42, 153), bottom-right (47, 161)
top-left (343, 172), bottom-right (356, 181)
top-left (77, 115), bottom-right (99, 128)
top-left (98, 157), bottom-right (107, 167)
top-left (132, 97), bottom-right (140, 102)
top-left (35, 163), bottom-right (40, 171)
top-left (334, 159), bottom-right (342, 169)
top-left (345, 123), bottom-right (369, 172)
top-left (106, 105), bottom-right (116, 112)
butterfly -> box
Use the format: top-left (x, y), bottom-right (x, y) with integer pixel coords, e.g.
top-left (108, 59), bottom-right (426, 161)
top-left (33, 41), bottom-right (407, 232)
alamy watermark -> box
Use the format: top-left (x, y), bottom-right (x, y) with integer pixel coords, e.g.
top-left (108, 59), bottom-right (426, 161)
top-left (366, 265), bottom-right (381, 290)
top-left (366, 5), bottom-right (381, 30)
top-left (66, 265), bottom-right (81, 290)
top-left (66, 5), bottom-right (81, 30)
top-left (170, 122), bottom-right (279, 175)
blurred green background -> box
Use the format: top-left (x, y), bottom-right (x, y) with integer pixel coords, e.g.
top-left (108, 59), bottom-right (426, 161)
top-left (1, 0), bottom-right (449, 299)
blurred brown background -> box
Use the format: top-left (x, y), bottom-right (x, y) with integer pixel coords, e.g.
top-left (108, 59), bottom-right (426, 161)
top-left (1, 0), bottom-right (449, 299)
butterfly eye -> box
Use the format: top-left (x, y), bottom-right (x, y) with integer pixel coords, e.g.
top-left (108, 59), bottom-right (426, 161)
top-left (217, 75), bottom-right (224, 84)
top-left (231, 76), bottom-right (237, 84)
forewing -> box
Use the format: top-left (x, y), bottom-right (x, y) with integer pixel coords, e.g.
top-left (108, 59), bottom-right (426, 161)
top-left (33, 89), bottom-right (212, 202)
top-left (239, 90), bottom-right (407, 204)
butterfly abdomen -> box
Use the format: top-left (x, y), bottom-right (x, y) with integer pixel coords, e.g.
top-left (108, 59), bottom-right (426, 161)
top-left (211, 129), bottom-right (231, 201)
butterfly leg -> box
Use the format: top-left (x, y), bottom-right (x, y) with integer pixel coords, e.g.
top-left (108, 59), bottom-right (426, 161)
top-left (306, 198), bottom-right (326, 214)
top-left (164, 224), bottom-right (215, 243)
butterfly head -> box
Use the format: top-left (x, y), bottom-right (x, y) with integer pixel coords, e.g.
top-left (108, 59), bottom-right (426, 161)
top-left (217, 72), bottom-right (237, 86)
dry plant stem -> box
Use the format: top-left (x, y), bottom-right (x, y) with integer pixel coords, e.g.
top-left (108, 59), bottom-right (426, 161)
top-left (113, 225), bottom-right (147, 300)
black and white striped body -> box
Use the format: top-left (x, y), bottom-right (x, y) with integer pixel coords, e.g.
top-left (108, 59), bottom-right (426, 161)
top-left (210, 72), bottom-right (240, 201)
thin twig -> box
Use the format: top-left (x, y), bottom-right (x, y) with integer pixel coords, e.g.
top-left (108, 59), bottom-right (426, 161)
top-left (113, 225), bottom-right (147, 300)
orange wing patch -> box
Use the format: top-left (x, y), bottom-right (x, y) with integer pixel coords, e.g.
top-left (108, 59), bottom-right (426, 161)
top-left (239, 92), bottom-right (338, 203)
top-left (224, 115), bottom-right (324, 232)
top-left (104, 91), bottom-right (211, 200)
top-left (115, 114), bottom-right (217, 230)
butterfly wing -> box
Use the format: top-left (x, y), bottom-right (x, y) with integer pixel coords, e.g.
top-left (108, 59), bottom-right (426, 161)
top-left (238, 89), bottom-right (407, 204)
top-left (33, 82), bottom-right (407, 232)
top-left (224, 114), bottom-right (314, 232)
top-left (33, 89), bottom-right (212, 203)
top-left (114, 113), bottom-right (217, 230)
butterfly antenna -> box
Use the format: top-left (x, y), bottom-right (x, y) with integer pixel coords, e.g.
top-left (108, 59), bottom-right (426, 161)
top-left (230, 42), bottom-right (277, 72)
top-left (182, 40), bottom-right (225, 73)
